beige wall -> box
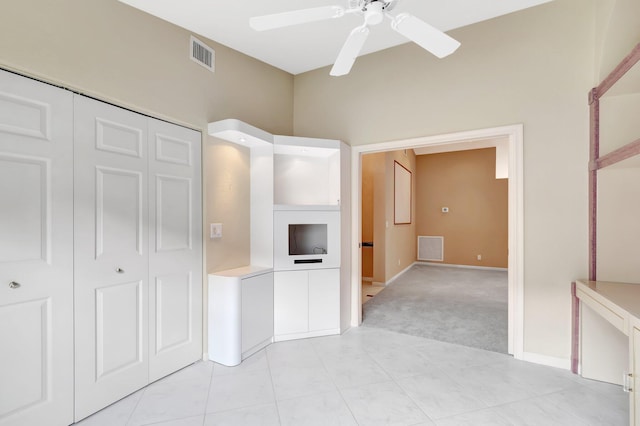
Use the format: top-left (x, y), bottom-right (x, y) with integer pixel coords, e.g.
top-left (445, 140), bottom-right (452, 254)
top-left (361, 150), bottom-right (416, 284)
top-left (593, 0), bottom-right (640, 284)
top-left (361, 152), bottom-right (387, 284)
top-left (0, 0), bottom-right (293, 135)
top-left (294, 0), bottom-right (594, 360)
top-left (384, 150), bottom-right (417, 282)
top-left (371, 153), bottom-right (388, 284)
top-left (361, 154), bottom-right (375, 279)
top-left (595, 0), bottom-right (640, 81)
top-left (416, 149), bottom-right (508, 268)
top-left (0, 0), bottom-right (295, 276)
top-left (205, 141), bottom-right (251, 272)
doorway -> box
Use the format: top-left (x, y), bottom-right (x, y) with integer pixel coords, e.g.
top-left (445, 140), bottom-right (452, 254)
top-left (350, 125), bottom-right (524, 358)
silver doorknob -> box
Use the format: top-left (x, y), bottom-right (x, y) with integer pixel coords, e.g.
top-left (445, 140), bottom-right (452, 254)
top-left (115, 268), bottom-right (125, 273)
top-left (9, 281), bottom-right (21, 289)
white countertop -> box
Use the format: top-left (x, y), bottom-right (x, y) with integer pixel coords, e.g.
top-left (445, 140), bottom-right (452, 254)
top-left (209, 265), bottom-right (273, 279)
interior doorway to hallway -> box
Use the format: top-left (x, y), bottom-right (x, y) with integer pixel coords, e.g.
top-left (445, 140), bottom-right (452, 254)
top-left (350, 125), bottom-right (524, 358)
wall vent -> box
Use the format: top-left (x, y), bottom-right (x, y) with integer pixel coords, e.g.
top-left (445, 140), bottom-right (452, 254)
top-left (190, 36), bottom-right (215, 72)
top-left (417, 236), bottom-right (444, 261)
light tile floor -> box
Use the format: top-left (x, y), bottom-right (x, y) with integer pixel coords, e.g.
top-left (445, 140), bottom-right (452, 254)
top-left (75, 327), bottom-right (627, 426)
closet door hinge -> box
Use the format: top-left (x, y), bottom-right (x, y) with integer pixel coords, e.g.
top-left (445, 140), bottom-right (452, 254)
top-left (623, 372), bottom-right (633, 393)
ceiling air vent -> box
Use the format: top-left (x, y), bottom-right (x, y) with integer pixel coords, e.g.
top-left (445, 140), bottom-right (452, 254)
top-left (190, 36), bottom-right (215, 72)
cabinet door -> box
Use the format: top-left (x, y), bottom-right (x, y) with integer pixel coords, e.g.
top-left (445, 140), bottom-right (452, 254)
top-left (74, 96), bottom-right (149, 421)
top-left (241, 273), bottom-right (274, 354)
top-left (308, 268), bottom-right (340, 332)
top-left (274, 271), bottom-right (308, 336)
top-left (0, 70), bottom-right (73, 426)
top-left (148, 118), bottom-right (202, 382)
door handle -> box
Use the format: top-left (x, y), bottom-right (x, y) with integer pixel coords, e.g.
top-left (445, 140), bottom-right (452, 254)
top-left (9, 281), bottom-right (21, 289)
top-left (115, 268), bottom-right (125, 274)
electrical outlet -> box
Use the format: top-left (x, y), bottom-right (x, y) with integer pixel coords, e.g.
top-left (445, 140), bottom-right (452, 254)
top-left (477, 254), bottom-right (482, 261)
top-left (398, 259), bottom-right (401, 266)
top-left (210, 223), bottom-right (222, 239)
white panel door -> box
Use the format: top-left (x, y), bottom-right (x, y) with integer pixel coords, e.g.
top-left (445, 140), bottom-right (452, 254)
top-left (308, 268), bottom-right (340, 332)
top-left (148, 118), bottom-right (202, 381)
top-left (0, 70), bottom-right (73, 426)
top-left (74, 96), bottom-right (149, 421)
top-left (274, 271), bottom-right (308, 336)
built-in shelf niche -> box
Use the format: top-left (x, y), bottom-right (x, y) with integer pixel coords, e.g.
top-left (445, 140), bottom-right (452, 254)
top-left (208, 118), bottom-right (274, 268)
top-left (274, 135), bottom-right (341, 207)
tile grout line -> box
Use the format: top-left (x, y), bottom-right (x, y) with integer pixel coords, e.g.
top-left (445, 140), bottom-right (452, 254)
top-left (200, 361), bottom-right (216, 425)
top-left (310, 337), bottom-right (362, 426)
top-left (265, 345), bottom-right (284, 425)
top-left (124, 384), bottom-right (149, 426)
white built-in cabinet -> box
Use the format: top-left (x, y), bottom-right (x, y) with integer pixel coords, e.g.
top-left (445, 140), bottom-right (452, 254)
top-left (272, 135), bottom-right (343, 342)
top-left (207, 121), bottom-right (350, 354)
top-left (207, 120), bottom-right (274, 366)
top-left (0, 69), bottom-right (202, 426)
top-left (274, 268), bottom-right (340, 339)
top-left (208, 267), bottom-right (274, 366)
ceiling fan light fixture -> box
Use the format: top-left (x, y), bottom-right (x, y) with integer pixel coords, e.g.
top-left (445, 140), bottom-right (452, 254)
top-left (364, 1), bottom-right (384, 26)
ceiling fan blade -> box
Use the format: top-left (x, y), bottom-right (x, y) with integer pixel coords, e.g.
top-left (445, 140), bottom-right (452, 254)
top-left (250, 6), bottom-right (345, 31)
top-left (391, 13), bottom-right (460, 58)
top-left (330, 26), bottom-right (370, 76)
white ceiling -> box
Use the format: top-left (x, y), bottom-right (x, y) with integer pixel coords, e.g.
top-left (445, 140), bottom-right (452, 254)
top-left (118, 0), bottom-right (552, 75)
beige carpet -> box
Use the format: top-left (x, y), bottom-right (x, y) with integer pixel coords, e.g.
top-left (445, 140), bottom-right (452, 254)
top-left (362, 264), bottom-right (508, 353)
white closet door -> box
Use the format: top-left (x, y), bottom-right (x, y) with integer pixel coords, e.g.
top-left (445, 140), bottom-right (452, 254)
top-left (0, 71), bottom-right (73, 426)
top-left (74, 96), bottom-right (149, 420)
top-left (148, 118), bottom-right (202, 381)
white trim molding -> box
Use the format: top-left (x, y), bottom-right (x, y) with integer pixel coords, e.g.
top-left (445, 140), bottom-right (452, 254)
top-left (385, 263), bottom-right (416, 286)
top-left (350, 124), bottom-right (525, 360)
top-left (415, 261), bottom-right (507, 272)
top-left (522, 352), bottom-right (571, 370)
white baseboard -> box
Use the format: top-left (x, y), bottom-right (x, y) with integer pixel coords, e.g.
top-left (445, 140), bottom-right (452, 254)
top-left (386, 263), bottom-right (416, 285)
top-left (274, 329), bottom-right (340, 342)
top-left (522, 352), bottom-right (570, 370)
top-left (415, 261), bottom-right (507, 272)
top-left (362, 277), bottom-right (373, 282)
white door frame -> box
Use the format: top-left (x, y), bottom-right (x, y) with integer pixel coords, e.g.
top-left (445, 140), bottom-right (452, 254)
top-left (350, 124), bottom-right (524, 359)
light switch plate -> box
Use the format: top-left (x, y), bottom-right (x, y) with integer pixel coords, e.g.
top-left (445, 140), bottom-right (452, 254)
top-left (210, 223), bottom-right (222, 239)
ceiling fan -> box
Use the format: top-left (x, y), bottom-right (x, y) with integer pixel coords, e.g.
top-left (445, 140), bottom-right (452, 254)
top-left (250, 0), bottom-right (461, 76)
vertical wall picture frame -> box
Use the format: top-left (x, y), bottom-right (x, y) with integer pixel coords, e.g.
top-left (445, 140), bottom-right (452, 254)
top-left (394, 161), bottom-right (411, 224)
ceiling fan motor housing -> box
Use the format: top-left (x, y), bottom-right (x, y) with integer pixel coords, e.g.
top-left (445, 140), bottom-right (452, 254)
top-left (364, 1), bottom-right (384, 25)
